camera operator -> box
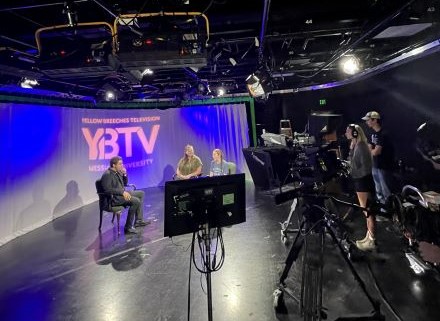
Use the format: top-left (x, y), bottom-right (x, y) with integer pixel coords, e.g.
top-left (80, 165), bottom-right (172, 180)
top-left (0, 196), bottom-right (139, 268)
top-left (345, 124), bottom-right (377, 251)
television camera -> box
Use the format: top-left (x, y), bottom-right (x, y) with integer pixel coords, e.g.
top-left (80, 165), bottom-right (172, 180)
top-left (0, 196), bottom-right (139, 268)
top-left (276, 142), bottom-right (350, 204)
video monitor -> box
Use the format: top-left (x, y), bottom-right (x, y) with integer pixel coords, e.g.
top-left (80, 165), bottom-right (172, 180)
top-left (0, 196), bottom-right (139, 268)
top-left (164, 173), bottom-right (246, 237)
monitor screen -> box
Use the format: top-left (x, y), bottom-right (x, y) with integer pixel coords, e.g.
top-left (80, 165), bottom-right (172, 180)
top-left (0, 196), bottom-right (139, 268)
top-left (164, 173), bottom-right (246, 237)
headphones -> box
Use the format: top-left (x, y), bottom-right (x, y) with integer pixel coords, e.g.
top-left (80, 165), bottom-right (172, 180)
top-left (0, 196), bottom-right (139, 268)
top-left (348, 124), bottom-right (358, 138)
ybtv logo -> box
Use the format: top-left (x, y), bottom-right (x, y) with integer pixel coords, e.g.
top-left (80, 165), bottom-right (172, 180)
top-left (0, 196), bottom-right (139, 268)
top-left (82, 125), bottom-right (160, 160)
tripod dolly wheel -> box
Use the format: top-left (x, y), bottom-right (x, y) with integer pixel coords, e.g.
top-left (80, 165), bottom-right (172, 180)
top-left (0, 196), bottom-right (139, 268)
top-left (273, 288), bottom-right (285, 311)
top-left (281, 230), bottom-right (289, 244)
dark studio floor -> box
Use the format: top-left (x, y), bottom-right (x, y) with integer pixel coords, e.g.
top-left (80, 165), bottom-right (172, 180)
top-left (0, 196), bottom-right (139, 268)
top-left (0, 181), bottom-right (439, 321)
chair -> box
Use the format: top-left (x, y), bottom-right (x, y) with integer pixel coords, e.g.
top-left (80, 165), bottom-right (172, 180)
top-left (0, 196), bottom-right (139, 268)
top-left (95, 179), bottom-right (135, 234)
top-left (227, 162), bottom-right (237, 174)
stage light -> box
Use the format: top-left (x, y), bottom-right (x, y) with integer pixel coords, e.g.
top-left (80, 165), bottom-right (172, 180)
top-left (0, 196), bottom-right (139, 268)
top-left (246, 71), bottom-right (272, 98)
top-left (141, 68), bottom-right (154, 76)
top-left (340, 55), bottom-right (361, 75)
top-left (20, 78), bottom-right (39, 89)
top-left (216, 87), bottom-right (226, 96)
top-left (63, 1), bottom-right (78, 27)
top-left (105, 90), bottom-right (116, 101)
top-left (196, 81), bottom-right (210, 95)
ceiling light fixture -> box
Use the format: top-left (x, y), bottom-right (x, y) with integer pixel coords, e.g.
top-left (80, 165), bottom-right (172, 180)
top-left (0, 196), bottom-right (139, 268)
top-left (20, 78), bottom-right (39, 89)
top-left (141, 68), bottom-right (154, 76)
top-left (216, 87), bottom-right (226, 96)
top-left (105, 90), bottom-right (116, 101)
top-left (340, 55), bottom-right (361, 75)
top-left (63, 1), bottom-right (78, 27)
top-left (196, 81), bottom-right (210, 95)
top-left (246, 70), bottom-right (272, 98)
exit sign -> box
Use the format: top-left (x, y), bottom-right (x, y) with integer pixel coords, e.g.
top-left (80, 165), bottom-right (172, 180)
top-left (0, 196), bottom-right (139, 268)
top-left (319, 99), bottom-right (327, 106)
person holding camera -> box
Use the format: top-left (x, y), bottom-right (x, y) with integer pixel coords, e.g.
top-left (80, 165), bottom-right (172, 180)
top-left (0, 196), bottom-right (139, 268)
top-left (345, 124), bottom-right (377, 251)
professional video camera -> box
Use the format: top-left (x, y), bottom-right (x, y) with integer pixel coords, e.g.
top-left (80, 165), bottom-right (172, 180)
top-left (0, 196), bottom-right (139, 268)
top-left (275, 141), bottom-right (350, 205)
top-left (288, 143), bottom-right (347, 184)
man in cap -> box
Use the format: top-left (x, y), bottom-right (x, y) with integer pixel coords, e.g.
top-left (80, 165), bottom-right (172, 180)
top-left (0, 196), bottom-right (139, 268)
top-left (362, 111), bottom-right (395, 208)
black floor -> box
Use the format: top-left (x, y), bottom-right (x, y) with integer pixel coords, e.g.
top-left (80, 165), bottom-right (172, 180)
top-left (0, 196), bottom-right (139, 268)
top-left (0, 182), bottom-right (439, 321)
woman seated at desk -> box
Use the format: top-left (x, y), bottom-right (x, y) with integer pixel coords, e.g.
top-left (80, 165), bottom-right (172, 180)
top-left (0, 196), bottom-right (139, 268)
top-left (175, 144), bottom-right (203, 180)
top-left (210, 148), bottom-right (229, 176)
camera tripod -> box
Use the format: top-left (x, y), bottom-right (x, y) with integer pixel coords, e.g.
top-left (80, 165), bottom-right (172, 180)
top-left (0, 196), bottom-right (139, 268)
top-left (273, 194), bottom-right (384, 321)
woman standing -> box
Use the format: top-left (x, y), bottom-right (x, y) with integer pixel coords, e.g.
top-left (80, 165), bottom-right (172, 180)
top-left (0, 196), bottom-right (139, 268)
top-left (175, 144), bottom-right (203, 179)
top-left (209, 148), bottom-right (229, 176)
top-left (345, 124), bottom-right (376, 251)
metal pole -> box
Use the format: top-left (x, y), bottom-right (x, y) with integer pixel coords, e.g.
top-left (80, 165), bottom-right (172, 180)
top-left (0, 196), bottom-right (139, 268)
top-left (258, 0), bottom-right (271, 65)
top-left (203, 223), bottom-right (214, 321)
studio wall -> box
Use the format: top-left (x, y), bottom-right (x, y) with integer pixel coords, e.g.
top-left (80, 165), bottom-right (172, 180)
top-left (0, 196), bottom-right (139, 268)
top-left (1, 102), bottom-right (250, 246)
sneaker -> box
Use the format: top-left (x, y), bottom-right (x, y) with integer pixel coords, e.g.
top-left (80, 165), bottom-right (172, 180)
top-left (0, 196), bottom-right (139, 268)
top-left (124, 227), bottom-right (137, 234)
top-left (356, 231), bottom-right (370, 244)
top-left (134, 220), bottom-right (151, 227)
top-left (356, 237), bottom-right (376, 251)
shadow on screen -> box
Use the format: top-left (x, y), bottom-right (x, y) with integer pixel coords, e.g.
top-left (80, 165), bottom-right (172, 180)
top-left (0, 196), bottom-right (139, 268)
top-left (164, 173), bottom-right (246, 237)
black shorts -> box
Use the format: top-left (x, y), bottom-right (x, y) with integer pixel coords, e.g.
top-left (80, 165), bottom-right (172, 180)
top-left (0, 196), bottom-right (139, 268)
top-left (352, 174), bottom-right (375, 193)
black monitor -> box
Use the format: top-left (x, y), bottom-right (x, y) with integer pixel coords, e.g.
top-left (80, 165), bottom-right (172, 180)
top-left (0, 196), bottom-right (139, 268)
top-left (164, 173), bottom-right (246, 237)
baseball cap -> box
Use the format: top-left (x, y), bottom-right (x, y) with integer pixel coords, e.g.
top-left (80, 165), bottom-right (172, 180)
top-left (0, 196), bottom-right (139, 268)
top-left (362, 111), bottom-right (381, 120)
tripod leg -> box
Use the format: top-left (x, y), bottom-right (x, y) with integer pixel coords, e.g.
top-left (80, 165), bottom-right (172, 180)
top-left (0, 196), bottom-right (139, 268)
top-left (279, 227), bottom-right (305, 284)
top-left (281, 198), bottom-right (300, 243)
top-left (301, 230), bottom-right (325, 321)
top-left (326, 226), bottom-right (383, 317)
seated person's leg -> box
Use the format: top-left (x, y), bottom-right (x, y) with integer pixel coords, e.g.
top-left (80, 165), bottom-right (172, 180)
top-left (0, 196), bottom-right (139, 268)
top-left (124, 199), bottom-right (138, 233)
top-left (128, 192), bottom-right (150, 226)
top-left (130, 190), bottom-right (145, 218)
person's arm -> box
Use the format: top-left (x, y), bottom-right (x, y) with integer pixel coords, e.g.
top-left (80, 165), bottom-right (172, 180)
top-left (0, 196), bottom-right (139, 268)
top-left (359, 143), bottom-right (373, 173)
top-left (209, 160), bottom-right (214, 177)
top-left (187, 157), bottom-right (203, 178)
top-left (193, 165), bottom-right (202, 177)
top-left (176, 160), bottom-right (186, 179)
top-left (371, 144), bottom-right (382, 156)
top-left (370, 132), bottom-right (384, 156)
top-left (120, 166), bottom-right (129, 186)
top-left (101, 171), bottom-right (124, 195)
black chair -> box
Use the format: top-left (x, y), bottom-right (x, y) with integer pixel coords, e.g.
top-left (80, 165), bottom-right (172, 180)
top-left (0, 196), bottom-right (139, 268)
top-left (95, 179), bottom-right (136, 234)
